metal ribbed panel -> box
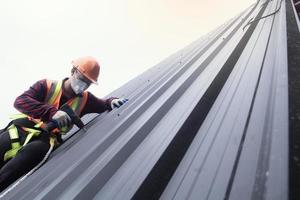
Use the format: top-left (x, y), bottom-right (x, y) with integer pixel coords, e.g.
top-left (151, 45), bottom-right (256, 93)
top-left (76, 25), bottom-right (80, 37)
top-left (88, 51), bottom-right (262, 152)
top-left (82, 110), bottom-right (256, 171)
top-left (287, 0), bottom-right (300, 199)
top-left (1, 0), bottom-right (291, 199)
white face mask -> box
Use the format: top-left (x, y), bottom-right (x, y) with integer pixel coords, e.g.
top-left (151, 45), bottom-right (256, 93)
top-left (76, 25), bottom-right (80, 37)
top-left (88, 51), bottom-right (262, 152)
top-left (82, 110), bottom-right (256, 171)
top-left (70, 76), bottom-right (89, 95)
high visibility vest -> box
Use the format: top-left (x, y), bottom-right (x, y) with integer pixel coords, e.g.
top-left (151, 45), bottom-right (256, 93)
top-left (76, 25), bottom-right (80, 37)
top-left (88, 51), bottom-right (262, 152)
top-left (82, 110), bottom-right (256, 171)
top-left (3, 80), bottom-right (88, 161)
top-left (45, 79), bottom-right (88, 117)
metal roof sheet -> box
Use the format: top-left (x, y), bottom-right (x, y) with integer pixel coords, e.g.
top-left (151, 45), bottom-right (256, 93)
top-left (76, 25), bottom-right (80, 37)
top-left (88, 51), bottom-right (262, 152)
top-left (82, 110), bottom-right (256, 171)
top-left (1, 0), bottom-right (295, 199)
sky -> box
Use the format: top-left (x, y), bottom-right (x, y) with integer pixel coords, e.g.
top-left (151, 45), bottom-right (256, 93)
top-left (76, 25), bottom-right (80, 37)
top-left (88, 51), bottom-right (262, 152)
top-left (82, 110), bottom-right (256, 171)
top-left (0, 0), bottom-right (254, 127)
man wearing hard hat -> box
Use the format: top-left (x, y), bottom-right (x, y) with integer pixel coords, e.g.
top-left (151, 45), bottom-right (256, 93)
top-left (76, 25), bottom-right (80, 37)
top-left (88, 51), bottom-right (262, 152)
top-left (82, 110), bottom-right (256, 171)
top-left (0, 56), bottom-right (128, 192)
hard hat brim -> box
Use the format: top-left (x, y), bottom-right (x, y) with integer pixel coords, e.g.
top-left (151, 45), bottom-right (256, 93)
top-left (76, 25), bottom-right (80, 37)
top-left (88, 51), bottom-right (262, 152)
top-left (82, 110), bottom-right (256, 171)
top-left (74, 66), bottom-right (98, 85)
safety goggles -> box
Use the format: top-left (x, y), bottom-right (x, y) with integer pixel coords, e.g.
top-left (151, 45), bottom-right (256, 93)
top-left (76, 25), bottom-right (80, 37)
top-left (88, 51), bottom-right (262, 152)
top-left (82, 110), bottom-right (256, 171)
top-left (74, 68), bottom-right (93, 86)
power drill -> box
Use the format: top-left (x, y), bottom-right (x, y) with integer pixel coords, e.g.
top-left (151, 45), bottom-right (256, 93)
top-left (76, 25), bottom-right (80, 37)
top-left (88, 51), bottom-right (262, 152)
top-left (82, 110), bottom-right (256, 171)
top-left (44, 104), bottom-right (85, 134)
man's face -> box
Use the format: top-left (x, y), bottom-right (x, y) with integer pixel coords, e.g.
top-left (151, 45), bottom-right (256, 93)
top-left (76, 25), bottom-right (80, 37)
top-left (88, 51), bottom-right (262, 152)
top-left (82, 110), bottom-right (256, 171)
top-left (74, 69), bottom-right (93, 86)
top-left (70, 69), bottom-right (92, 94)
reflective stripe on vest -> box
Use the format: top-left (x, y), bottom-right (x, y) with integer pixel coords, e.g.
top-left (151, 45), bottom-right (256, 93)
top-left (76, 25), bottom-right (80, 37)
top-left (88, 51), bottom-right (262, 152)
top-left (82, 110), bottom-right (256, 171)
top-left (11, 79), bottom-right (88, 129)
top-left (45, 80), bottom-right (88, 116)
top-left (45, 79), bottom-right (63, 107)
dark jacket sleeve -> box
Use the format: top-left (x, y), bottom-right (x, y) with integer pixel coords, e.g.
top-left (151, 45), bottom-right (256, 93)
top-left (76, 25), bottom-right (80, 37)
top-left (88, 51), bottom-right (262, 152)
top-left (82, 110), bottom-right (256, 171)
top-left (80, 92), bottom-right (116, 116)
top-left (13, 79), bottom-right (59, 121)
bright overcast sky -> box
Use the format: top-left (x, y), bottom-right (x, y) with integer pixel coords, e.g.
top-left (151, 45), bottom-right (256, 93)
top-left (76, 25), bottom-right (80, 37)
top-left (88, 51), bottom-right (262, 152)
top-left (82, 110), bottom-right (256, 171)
top-left (0, 0), bottom-right (254, 127)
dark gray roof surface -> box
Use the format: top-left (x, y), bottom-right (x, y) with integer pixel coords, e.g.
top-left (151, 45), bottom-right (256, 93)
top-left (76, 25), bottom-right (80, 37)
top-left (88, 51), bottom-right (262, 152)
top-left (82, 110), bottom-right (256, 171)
top-left (1, 0), bottom-right (293, 199)
top-left (286, 0), bottom-right (300, 199)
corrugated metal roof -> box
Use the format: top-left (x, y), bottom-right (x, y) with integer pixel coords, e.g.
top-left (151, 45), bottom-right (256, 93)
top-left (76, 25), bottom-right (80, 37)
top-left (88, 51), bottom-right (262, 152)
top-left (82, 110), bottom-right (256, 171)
top-left (287, 0), bottom-right (300, 200)
top-left (1, 0), bottom-right (295, 199)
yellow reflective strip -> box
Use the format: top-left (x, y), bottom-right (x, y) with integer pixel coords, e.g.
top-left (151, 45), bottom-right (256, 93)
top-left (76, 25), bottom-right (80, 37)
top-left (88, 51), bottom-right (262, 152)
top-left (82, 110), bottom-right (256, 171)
top-left (23, 133), bottom-right (35, 146)
top-left (4, 125), bottom-right (21, 161)
top-left (34, 121), bottom-right (44, 128)
top-left (9, 113), bottom-right (28, 120)
top-left (22, 127), bottom-right (41, 146)
top-left (4, 148), bottom-right (21, 161)
top-left (8, 126), bottom-right (19, 139)
top-left (48, 80), bottom-right (62, 104)
top-left (71, 97), bottom-right (79, 111)
top-left (22, 127), bottom-right (41, 135)
top-left (12, 142), bottom-right (21, 149)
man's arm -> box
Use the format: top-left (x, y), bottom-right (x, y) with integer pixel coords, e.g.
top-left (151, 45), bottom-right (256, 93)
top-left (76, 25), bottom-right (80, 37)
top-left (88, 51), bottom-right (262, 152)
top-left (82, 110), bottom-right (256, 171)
top-left (80, 92), bottom-right (117, 116)
top-left (13, 79), bottom-right (59, 121)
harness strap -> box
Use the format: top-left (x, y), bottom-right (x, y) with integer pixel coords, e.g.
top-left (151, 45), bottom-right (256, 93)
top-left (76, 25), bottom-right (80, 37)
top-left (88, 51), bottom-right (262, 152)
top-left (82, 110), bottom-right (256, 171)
top-left (4, 125), bottom-right (22, 161)
top-left (3, 125), bottom-right (42, 162)
top-left (22, 127), bottom-right (41, 146)
top-left (0, 135), bottom-right (56, 198)
top-left (1, 117), bottom-right (43, 134)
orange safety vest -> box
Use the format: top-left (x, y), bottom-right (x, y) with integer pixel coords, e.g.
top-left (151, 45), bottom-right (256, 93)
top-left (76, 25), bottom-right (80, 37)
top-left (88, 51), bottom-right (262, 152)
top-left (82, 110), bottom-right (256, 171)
top-left (17, 79), bottom-right (88, 133)
top-left (3, 80), bottom-right (88, 161)
top-left (45, 79), bottom-right (88, 118)
top-left (43, 79), bottom-right (88, 133)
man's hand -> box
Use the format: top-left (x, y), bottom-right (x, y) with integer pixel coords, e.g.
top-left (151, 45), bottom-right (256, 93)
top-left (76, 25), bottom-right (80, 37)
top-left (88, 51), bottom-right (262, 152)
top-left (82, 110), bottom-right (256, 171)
top-left (52, 110), bottom-right (72, 128)
top-left (111, 98), bottom-right (128, 109)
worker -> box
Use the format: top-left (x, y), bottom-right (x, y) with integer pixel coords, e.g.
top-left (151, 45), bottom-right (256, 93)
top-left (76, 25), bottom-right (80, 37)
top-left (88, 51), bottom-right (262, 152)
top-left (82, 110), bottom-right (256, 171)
top-left (0, 56), bottom-right (128, 192)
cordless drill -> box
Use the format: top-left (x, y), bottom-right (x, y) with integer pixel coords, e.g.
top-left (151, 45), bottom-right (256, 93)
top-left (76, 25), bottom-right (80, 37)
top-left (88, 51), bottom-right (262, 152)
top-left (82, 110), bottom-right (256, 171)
top-left (44, 104), bottom-right (85, 133)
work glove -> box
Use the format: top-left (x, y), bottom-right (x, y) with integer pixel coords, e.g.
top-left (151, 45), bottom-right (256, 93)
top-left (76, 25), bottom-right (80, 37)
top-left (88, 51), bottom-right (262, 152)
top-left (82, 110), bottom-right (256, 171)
top-left (111, 98), bottom-right (128, 109)
top-left (52, 110), bottom-right (72, 129)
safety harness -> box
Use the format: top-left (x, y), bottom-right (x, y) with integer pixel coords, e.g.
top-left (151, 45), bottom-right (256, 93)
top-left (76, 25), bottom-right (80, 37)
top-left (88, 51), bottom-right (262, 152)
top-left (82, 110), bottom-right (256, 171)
top-left (2, 79), bottom-right (88, 162)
